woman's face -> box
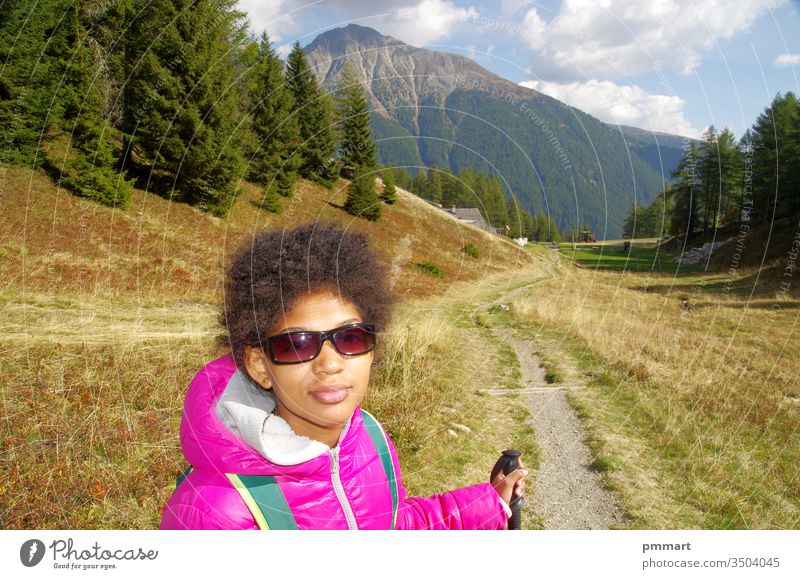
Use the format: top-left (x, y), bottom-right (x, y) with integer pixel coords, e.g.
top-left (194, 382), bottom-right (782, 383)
top-left (244, 292), bottom-right (374, 447)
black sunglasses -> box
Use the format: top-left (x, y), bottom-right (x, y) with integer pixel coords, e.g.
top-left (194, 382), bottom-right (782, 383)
top-left (266, 323), bottom-right (376, 364)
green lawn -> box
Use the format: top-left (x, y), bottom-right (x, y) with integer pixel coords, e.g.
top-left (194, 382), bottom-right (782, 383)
top-left (548, 242), bottom-right (705, 273)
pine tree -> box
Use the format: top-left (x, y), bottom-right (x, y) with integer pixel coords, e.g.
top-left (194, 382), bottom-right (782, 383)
top-left (507, 193), bottom-right (524, 238)
top-left (714, 128), bottom-right (743, 227)
top-left (0, 0), bottom-right (67, 166)
top-left (380, 167), bottom-right (397, 204)
top-left (698, 126), bottom-right (716, 235)
top-left (477, 175), bottom-right (508, 229)
top-left (440, 167), bottom-right (460, 207)
top-left (392, 167), bottom-right (413, 190)
top-left (547, 216), bottom-right (563, 241)
top-left (57, 2), bottom-right (133, 207)
top-left (344, 165), bottom-right (380, 220)
top-left (260, 183), bottom-right (283, 213)
top-left (622, 203), bottom-right (637, 239)
top-left (334, 63), bottom-right (376, 178)
top-left (122, 0), bottom-right (247, 214)
top-left (750, 92), bottom-right (800, 223)
top-left (427, 165), bottom-right (443, 204)
top-left (533, 213), bottom-right (549, 241)
top-left (521, 211), bottom-right (536, 240)
top-left (412, 170), bottom-right (430, 199)
top-left (286, 42), bottom-right (338, 187)
top-left (248, 31), bottom-right (301, 201)
top-left (669, 143), bottom-right (700, 236)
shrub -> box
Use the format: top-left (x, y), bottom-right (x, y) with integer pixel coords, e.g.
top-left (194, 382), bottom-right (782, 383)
top-left (413, 260), bottom-right (443, 278)
top-left (463, 243), bottom-right (480, 258)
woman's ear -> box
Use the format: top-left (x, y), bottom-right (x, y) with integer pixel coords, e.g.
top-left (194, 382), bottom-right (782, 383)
top-left (243, 346), bottom-right (273, 390)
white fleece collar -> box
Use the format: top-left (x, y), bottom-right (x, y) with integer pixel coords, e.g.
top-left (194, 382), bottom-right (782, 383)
top-left (215, 369), bottom-right (332, 465)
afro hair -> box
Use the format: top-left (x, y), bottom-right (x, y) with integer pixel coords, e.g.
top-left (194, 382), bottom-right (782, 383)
top-left (219, 222), bottom-right (394, 368)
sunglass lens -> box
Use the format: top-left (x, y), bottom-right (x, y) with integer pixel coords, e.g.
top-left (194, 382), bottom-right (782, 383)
top-left (332, 325), bottom-right (375, 355)
top-left (271, 333), bottom-right (319, 363)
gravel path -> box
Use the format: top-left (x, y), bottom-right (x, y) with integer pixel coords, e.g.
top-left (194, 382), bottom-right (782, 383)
top-left (492, 328), bottom-right (625, 529)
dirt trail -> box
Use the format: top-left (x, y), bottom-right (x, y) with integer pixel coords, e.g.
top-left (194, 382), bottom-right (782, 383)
top-left (482, 274), bottom-right (624, 529)
top-left (491, 328), bottom-right (624, 529)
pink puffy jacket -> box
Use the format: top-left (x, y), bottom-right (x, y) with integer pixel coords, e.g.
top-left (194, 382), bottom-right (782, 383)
top-left (160, 355), bottom-right (510, 530)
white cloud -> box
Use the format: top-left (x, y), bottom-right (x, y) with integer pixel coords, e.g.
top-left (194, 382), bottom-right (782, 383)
top-left (238, 0), bottom-right (297, 42)
top-left (521, 0), bottom-right (786, 80)
top-left (500, 0), bottom-right (531, 18)
top-left (521, 79), bottom-right (701, 137)
top-left (239, 0), bottom-right (477, 47)
top-left (774, 53), bottom-right (800, 67)
top-left (386, 0), bottom-right (478, 45)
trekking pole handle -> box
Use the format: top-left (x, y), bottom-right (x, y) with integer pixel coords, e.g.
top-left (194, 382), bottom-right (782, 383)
top-left (491, 449), bottom-right (524, 530)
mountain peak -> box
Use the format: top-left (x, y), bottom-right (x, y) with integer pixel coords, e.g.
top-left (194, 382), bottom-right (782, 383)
top-left (305, 24), bottom-right (404, 53)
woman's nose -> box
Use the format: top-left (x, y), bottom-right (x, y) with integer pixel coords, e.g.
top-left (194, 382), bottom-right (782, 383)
top-left (313, 339), bottom-right (345, 374)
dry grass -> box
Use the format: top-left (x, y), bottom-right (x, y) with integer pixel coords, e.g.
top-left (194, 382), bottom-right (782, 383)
top-left (0, 164), bottom-right (541, 529)
top-left (511, 259), bottom-right (800, 528)
top-left (0, 271), bottom-right (541, 528)
top-left (0, 166), bottom-right (534, 302)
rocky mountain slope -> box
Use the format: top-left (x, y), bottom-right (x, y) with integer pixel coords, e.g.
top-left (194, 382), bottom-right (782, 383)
top-left (305, 24), bottom-right (686, 238)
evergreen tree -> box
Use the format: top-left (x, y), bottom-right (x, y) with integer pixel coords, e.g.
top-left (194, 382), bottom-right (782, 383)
top-left (0, 0), bottom-right (67, 166)
top-left (736, 130), bottom-right (756, 228)
top-left (286, 41), bottom-right (338, 187)
top-left (521, 211), bottom-right (536, 239)
top-left (533, 213), bottom-right (549, 241)
top-left (344, 165), bottom-right (380, 220)
top-left (58, 2), bottom-right (133, 207)
top-left (713, 128), bottom-right (743, 227)
top-left (440, 167), bottom-right (463, 207)
top-left (0, 1), bottom-right (131, 204)
top-left (669, 143), bottom-right (700, 236)
top-left (427, 165), bottom-right (443, 204)
top-left (457, 168), bottom-right (480, 206)
top-left (248, 31), bottom-right (301, 201)
top-left (412, 170), bottom-right (430, 199)
top-left (392, 167), bottom-right (413, 190)
top-left (122, 0), bottom-right (247, 214)
top-left (622, 203), bottom-right (637, 239)
top-left (380, 166), bottom-right (397, 204)
top-left (478, 175), bottom-right (508, 229)
top-left (698, 126), bottom-right (716, 235)
top-left (547, 215), bottom-right (563, 241)
top-left (260, 183), bottom-right (283, 213)
top-left (696, 126), bottom-right (741, 233)
top-left (749, 92), bottom-right (800, 223)
top-left (507, 193), bottom-right (524, 238)
top-left (334, 63), bottom-right (376, 178)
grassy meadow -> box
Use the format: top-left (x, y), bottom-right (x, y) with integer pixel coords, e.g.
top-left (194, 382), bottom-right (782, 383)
top-left (555, 241), bottom-right (704, 273)
top-left (0, 165), bottom-right (538, 529)
top-left (3, 163), bottom-right (798, 530)
top-left (512, 244), bottom-right (800, 528)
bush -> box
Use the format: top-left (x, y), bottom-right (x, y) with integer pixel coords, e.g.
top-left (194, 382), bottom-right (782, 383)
top-left (344, 165), bottom-right (381, 221)
top-left (463, 243), bottom-right (480, 258)
top-left (413, 260), bottom-right (443, 278)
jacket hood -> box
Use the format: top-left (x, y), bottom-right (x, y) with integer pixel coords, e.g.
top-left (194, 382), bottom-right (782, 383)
top-left (180, 355), bottom-right (358, 477)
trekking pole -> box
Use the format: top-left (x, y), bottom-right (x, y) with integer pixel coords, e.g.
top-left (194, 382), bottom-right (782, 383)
top-left (491, 449), bottom-right (524, 530)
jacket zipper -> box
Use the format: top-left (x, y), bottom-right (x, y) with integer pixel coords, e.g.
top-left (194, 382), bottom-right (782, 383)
top-left (330, 446), bottom-right (358, 529)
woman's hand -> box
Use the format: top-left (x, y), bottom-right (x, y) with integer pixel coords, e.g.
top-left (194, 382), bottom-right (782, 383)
top-left (490, 458), bottom-right (528, 507)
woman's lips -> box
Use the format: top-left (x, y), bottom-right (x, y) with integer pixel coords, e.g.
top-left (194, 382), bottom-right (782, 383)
top-left (310, 387), bottom-right (349, 404)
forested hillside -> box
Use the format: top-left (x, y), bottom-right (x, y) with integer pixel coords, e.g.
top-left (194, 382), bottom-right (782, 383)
top-left (623, 95), bottom-right (800, 252)
top-left (305, 24), bottom-right (688, 238)
top-left (0, 1), bottom-right (377, 220)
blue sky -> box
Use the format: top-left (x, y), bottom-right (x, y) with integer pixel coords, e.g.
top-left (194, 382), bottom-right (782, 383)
top-left (238, 0), bottom-right (800, 139)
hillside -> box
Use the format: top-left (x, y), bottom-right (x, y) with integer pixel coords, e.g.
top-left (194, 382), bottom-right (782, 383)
top-left (0, 166), bottom-right (535, 304)
top-left (304, 24), bottom-right (686, 238)
top-left (0, 165), bottom-right (542, 529)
